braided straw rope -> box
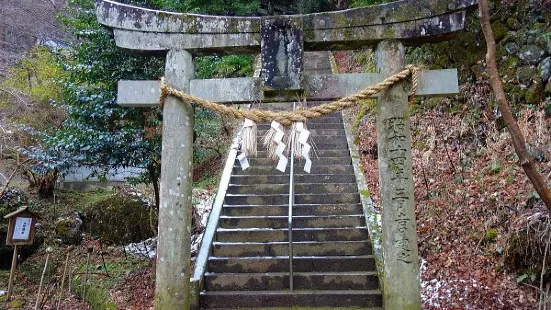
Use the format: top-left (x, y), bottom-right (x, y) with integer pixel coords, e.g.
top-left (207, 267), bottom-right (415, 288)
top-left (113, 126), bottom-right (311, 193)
top-left (159, 65), bottom-right (420, 126)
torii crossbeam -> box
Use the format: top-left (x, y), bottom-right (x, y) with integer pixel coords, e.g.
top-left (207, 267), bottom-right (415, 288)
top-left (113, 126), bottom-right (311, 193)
top-left (95, 1), bottom-right (477, 309)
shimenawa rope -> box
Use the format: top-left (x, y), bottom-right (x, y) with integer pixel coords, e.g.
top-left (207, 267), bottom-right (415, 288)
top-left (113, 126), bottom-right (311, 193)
top-left (159, 65), bottom-right (420, 125)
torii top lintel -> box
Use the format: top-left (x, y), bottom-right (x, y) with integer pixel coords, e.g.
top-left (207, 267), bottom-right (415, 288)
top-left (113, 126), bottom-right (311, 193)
top-left (96, 0), bottom-right (477, 54)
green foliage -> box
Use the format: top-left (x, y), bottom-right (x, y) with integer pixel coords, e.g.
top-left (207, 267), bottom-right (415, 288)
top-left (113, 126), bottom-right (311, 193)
top-left (353, 99), bottom-right (376, 129)
top-left (299, 0), bottom-right (331, 13)
top-left (85, 194), bottom-right (155, 244)
top-left (15, 0), bottom-right (165, 182)
top-left (351, 50), bottom-right (376, 131)
top-left (195, 55), bottom-right (254, 79)
top-left (350, 0), bottom-right (392, 8)
top-left (193, 54), bottom-right (252, 162)
top-left (188, 0), bottom-right (259, 15)
top-left (194, 174), bottom-right (218, 189)
top-left (18, 0), bottom-right (255, 199)
top-left (484, 228), bottom-right (498, 243)
top-left (58, 189), bottom-right (113, 209)
top-left (352, 50), bottom-right (376, 72)
top-left (19, 256), bottom-right (58, 283)
top-left (489, 161), bottom-right (502, 174)
top-left (71, 257), bottom-right (147, 309)
top-left (8, 300), bottom-right (24, 308)
top-left (0, 46), bottom-right (66, 132)
top-left (2, 46), bottom-right (65, 104)
top-left (135, 0), bottom-right (259, 15)
top-left (545, 103), bottom-right (551, 117)
top-left (516, 273), bottom-right (529, 284)
top-left (82, 285), bottom-right (118, 310)
top-left (0, 188), bottom-right (28, 214)
top-left (194, 108), bottom-right (226, 161)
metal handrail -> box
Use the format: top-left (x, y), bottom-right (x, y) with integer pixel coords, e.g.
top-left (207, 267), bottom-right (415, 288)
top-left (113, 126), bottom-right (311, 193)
top-left (191, 132), bottom-right (241, 281)
top-left (288, 102), bottom-right (296, 292)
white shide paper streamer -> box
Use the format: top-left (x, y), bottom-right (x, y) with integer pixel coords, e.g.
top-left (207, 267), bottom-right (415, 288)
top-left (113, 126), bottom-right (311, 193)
top-left (271, 121), bottom-right (288, 172)
top-left (238, 118), bottom-right (255, 170)
top-left (295, 122), bottom-right (312, 173)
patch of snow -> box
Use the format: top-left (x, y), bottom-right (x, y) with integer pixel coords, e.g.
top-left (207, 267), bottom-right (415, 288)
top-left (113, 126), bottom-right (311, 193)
top-left (124, 188), bottom-right (214, 260)
top-left (192, 188), bottom-right (214, 229)
top-left (421, 259), bottom-right (490, 309)
top-left (191, 233), bottom-right (203, 262)
top-left (125, 237), bottom-right (157, 259)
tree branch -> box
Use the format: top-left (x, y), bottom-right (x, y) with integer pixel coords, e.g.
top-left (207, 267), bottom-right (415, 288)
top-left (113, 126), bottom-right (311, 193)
top-left (0, 158), bottom-right (32, 196)
top-left (479, 0), bottom-right (551, 209)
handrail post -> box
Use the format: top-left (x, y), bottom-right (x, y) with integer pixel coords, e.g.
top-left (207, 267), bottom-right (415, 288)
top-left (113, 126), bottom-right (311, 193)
top-left (288, 102), bottom-right (296, 292)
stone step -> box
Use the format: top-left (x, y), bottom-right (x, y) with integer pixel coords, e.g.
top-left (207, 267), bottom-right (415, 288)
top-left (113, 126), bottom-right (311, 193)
top-left (199, 290), bottom-right (383, 308)
top-left (219, 215), bottom-right (364, 229)
top-left (254, 139), bottom-right (347, 147)
top-left (199, 52), bottom-right (382, 309)
top-left (227, 183), bottom-right (358, 195)
top-left (255, 114), bottom-right (341, 124)
top-left (232, 165), bottom-right (354, 176)
top-left (222, 204), bottom-right (363, 216)
top-left (256, 122), bottom-right (343, 130)
top-left (304, 62), bottom-right (332, 69)
top-left (254, 123), bottom-right (343, 132)
top-left (257, 101), bottom-right (339, 111)
top-left (224, 193), bottom-right (360, 205)
top-left (233, 160), bottom-right (351, 172)
top-left (254, 149), bottom-right (350, 158)
top-left (245, 141), bottom-right (349, 151)
top-left (216, 227), bottom-right (368, 242)
top-left (230, 173), bottom-right (355, 185)
top-left (235, 157), bottom-right (351, 167)
top-left (307, 68), bottom-right (333, 74)
top-left (207, 255), bottom-right (376, 273)
top-left (304, 58), bottom-right (332, 64)
top-left (307, 141), bottom-right (350, 149)
top-left (211, 241), bottom-right (371, 257)
top-left (203, 271), bottom-right (379, 291)
top-left (257, 128), bottom-right (345, 137)
top-left (307, 119), bottom-right (343, 125)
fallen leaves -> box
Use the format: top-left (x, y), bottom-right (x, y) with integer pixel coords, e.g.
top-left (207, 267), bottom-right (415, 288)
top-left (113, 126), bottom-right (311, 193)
top-left (357, 107), bottom-right (549, 309)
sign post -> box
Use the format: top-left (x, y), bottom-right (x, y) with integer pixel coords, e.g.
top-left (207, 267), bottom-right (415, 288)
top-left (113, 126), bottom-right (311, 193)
top-left (4, 206), bottom-right (40, 301)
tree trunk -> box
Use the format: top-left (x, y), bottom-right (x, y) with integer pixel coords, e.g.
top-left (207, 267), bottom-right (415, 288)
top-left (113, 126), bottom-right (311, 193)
top-left (478, 0), bottom-right (551, 209)
top-left (147, 163), bottom-right (160, 235)
top-left (148, 163), bottom-right (160, 210)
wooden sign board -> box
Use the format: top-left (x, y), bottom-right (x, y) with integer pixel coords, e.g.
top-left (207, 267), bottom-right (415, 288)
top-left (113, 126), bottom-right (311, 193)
top-left (4, 206), bottom-right (40, 246)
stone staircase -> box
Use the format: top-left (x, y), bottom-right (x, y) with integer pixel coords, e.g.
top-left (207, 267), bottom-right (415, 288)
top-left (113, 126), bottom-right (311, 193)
top-left (198, 52), bottom-right (383, 309)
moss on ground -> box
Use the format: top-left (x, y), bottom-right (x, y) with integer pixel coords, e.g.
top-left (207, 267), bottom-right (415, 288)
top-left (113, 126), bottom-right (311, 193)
top-left (71, 257), bottom-right (149, 310)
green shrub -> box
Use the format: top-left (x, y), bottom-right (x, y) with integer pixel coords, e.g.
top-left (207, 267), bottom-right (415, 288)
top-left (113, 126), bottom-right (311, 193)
top-left (350, 0), bottom-right (393, 8)
top-left (71, 274), bottom-right (117, 310)
top-left (85, 194), bottom-right (156, 245)
top-left (484, 228), bottom-right (498, 243)
top-left (83, 285), bottom-right (117, 310)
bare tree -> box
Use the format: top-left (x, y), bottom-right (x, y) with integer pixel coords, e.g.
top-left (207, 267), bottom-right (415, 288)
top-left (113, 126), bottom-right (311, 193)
top-left (0, 0), bottom-right (69, 77)
top-left (479, 0), bottom-right (551, 209)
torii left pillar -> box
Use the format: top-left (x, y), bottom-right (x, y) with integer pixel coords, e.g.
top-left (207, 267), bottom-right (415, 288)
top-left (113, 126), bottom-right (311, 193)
top-left (156, 51), bottom-right (194, 308)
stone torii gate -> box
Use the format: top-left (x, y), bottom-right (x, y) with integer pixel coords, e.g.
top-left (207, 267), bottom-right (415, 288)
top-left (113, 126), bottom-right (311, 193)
top-left (95, 0), bottom-right (477, 309)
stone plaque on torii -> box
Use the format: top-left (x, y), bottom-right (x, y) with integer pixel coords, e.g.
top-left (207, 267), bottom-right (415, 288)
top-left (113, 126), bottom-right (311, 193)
top-left (95, 0), bottom-right (477, 309)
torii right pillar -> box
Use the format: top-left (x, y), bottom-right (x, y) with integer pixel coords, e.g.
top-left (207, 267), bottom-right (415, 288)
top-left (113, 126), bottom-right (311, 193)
top-left (376, 40), bottom-right (421, 309)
